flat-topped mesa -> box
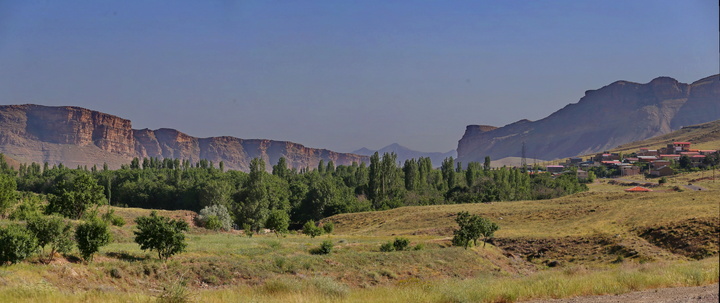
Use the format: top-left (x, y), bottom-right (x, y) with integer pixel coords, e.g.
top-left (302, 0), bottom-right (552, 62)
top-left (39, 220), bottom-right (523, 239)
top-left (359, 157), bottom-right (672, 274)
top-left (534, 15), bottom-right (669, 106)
top-left (465, 125), bottom-right (498, 134)
top-left (0, 104), bottom-right (368, 171)
top-left (457, 74), bottom-right (720, 164)
top-left (19, 104), bottom-right (136, 155)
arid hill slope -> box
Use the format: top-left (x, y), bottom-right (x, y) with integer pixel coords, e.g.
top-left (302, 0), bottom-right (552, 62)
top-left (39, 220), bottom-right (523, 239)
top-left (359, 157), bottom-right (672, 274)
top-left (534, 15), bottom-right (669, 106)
top-left (0, 104), bottom-right (367, 171)
top-left (612, 119), bottom-right (720, 153)
top-left (457, 75), bottom-right (720, 163)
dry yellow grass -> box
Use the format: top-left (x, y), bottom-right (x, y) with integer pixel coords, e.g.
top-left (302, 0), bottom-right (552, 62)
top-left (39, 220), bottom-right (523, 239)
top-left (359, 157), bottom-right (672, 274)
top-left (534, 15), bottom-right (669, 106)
top-left (326, 189), bottom-right (718, 239)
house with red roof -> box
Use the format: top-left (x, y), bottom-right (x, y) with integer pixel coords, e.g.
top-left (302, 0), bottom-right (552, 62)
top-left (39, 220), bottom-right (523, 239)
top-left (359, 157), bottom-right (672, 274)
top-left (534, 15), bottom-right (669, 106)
top-left (625, 186), bottom-right (652, 192)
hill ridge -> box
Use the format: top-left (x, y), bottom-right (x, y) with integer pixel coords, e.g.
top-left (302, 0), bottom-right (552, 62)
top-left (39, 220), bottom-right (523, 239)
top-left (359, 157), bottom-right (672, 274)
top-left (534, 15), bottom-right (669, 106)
top-left (457, 74), bottom-right (720, 163)
top-left (0, 104), bottom-right (367, 171)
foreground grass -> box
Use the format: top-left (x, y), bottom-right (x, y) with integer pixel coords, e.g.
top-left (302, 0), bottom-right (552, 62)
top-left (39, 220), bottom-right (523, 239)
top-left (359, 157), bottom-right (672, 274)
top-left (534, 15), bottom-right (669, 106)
top-left (191, 258), bottom-right (720, 302)
top-left (3, 257), bottom-right (714, 302)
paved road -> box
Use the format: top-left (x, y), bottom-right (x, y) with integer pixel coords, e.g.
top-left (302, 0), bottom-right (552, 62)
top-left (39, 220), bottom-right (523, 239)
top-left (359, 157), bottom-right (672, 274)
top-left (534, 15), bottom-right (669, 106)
top-left (527, 283), bottom-right (719, 303)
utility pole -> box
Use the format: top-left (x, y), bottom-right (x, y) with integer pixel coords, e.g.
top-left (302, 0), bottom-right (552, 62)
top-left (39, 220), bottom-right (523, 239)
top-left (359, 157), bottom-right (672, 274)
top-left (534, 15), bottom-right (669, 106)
top-left (521, 141), bottom-right (527, 172)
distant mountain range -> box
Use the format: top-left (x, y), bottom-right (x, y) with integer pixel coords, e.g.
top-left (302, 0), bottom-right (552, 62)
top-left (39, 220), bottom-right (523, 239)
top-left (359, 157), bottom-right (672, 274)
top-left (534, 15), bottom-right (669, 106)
top-left (0, 104), bottom-right (367, 171)
top-left (457, 74), bottom-right (720, 164)
top-left (352, 143), bottom-right (456, 167)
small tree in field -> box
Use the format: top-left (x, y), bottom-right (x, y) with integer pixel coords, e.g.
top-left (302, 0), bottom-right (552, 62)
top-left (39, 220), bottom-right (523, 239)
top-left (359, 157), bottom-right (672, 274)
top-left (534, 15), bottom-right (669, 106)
top-left (265, 209), bottom-right (289, 236)
top-left (0, 224), bottom-right (38, 264)
top-left (452, 211), bottom-right (499, 249)
top-left (75, 219), bottom-right (111, 262)
top-left (27, 215), bottom-right (73, 260)
top-left (134, 211), bottom-right (189, 261)
top-left (302, 220), bottom-right (322, 238)
top-left (47, 174), bottom-right (106, 219)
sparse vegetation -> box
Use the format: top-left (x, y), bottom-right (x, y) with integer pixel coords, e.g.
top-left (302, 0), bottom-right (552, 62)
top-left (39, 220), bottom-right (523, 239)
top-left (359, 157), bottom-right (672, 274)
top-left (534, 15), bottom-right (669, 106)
top-left (0, 154), bottom-right (717, 301)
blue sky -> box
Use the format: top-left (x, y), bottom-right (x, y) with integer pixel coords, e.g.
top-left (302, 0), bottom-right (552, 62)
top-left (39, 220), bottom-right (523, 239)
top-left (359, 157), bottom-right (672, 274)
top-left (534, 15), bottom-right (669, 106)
top-left (0, 1), bottom-right (717, 153)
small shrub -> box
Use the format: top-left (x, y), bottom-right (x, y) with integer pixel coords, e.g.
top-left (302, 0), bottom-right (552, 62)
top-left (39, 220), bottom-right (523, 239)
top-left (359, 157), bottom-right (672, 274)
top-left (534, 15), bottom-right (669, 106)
top-left (9, 194), bottom-right (44, 220)
top-left (204, 215), bottom-right (223, 231)
top-left (157, 278), bottom-right (193, 303)
top-left (303, 220), bottom-right (323, 238)
top-left (322, 222), bottom-right (334, 234)
top-left (102, 209), bottom-right (125, 227)
top-left (413, 243), bottom-right (425, 251)
top-left (75, 218), bottom-right (111, 262)
top-left (0, 224), bottom-right (38, 264)
top-left (393, 237), bottom-right (410, 251)
top-left (379, 269), bottom-right (397, 279)
top-left (266, 209), bottom-right (290, 236)
top-left (309, 276), bottom-right (349, 298)
top-left (26, 215), bottom-right (73, 260)
top-left (310, 240), bottom-right (334, 255)
top-left (658, 177), bottom-right (668, 185)
top-left (243, 223), bottom-right (253, 238)
top-left (197, 205), bottom-right (232, 231)
top-left (109, 267), bottom-right (122, 279)
top-left (380, 241), bottom-right (395, 252)
top-left (134, 211), bottom-right (189, 261)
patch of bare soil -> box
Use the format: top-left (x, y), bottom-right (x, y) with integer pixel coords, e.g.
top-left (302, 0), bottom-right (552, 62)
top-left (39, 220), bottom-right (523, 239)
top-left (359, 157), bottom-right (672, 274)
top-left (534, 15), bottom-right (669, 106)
top-left (492, 235), bottom-right (656, 267)
top-left (525, 283), bottom-right (719, 303)
top-left (638, 217), bottom-right (719, 260)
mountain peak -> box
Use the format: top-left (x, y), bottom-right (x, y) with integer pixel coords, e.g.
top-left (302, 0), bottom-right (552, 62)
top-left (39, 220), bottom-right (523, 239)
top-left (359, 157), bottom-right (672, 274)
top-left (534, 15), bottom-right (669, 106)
top-left (457, 74), bottom-right (720, 162)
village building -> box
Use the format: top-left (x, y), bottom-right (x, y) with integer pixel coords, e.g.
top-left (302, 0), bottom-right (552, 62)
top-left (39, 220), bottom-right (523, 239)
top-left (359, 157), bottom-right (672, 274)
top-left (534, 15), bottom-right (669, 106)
top-left (546, 165), bottom-right (564, 174)
top-left (638, 148), bottom-right (660, 157)
top-left (650, 160), bottom-right (671, 169)
top-left (576, 169), bottom-right (589, 179)
top-left (624, 186), bottom-right (652, 192)
top-left (650, 166), bottom-right (673, 177)
top-left (637, 156), bottom-right (658, 163)
top-left (619, 165), bottom-right (641, 176)
top-left (691, 155), bottom-right (706, 167)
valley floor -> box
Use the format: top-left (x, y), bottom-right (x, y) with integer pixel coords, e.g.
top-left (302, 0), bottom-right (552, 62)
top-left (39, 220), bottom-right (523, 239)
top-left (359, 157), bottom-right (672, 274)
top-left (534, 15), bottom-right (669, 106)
top-left (0, 170), bottom-right (718, 302)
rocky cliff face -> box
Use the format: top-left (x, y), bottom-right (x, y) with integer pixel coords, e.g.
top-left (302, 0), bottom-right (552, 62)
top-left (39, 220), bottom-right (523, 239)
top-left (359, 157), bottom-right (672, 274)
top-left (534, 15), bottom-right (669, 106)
top-left (0, 104), bottom-right (367, 171)
top-left (457, 75), bottom-right (720, 163)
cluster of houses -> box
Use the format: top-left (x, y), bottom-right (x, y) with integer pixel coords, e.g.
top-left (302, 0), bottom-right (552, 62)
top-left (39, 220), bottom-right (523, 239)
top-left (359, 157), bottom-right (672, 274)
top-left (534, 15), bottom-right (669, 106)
top-left (546, 142), bottom-right (717, 178)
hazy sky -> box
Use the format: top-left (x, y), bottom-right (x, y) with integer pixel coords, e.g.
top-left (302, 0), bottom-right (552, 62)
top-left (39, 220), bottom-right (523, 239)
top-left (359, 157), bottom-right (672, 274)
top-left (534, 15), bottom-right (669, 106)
top-left (0, 1), bottom-right (717, 153)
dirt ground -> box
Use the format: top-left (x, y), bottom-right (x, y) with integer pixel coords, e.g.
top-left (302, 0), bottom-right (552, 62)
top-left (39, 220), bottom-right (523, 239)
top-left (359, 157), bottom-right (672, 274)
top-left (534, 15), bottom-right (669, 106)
top-left (526, 284), bottom-right (719, 303)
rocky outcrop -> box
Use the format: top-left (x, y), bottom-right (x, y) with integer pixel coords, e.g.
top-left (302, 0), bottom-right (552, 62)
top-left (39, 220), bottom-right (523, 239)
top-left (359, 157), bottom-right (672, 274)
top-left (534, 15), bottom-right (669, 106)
top-left (0, 104), bottom-right (367, 171)
top-left (457, 75), bottom-right (720, 163)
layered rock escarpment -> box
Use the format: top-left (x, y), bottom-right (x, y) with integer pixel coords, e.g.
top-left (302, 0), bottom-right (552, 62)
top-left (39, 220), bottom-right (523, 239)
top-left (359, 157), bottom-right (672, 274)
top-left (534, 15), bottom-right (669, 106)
top-left (457, 75), bottom-right (720, 163)
top-left (0, 104), bottom-right (367, 171)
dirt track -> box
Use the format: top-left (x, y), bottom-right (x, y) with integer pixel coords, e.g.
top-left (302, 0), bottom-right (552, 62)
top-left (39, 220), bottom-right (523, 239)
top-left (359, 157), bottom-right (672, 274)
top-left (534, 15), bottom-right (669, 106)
top-left (526, 284), bottom-right (719, 303)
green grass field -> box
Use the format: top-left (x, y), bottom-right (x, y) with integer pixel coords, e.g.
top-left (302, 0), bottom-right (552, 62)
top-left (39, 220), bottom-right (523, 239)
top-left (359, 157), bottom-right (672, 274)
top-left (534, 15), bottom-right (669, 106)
top-left (0, 171), bottom-right (718, 302)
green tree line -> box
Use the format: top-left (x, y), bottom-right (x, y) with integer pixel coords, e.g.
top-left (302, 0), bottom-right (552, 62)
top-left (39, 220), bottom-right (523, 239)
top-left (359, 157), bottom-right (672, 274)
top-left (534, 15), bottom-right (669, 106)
top-left (3, 153), bottom-right (589, 231)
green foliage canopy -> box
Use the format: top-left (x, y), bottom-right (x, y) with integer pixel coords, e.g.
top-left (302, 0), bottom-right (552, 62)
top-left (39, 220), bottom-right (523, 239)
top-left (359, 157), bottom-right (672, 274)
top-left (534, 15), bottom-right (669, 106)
top-left (75, 218), bottom-right (111, 262)
top-left (134, 211), bottom-right (189, 260)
